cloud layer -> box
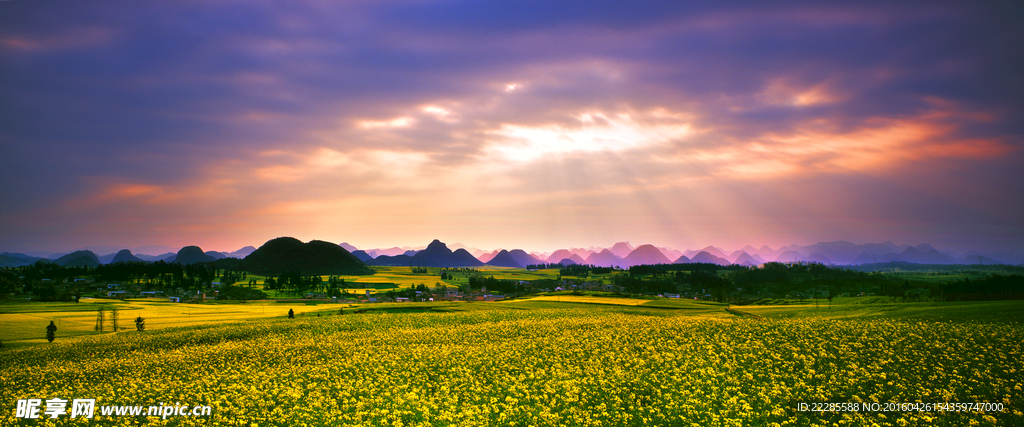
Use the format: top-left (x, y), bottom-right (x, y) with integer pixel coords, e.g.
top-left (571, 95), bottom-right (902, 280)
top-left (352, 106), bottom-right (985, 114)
top-left (1, 1), bottom-right (1022, 254)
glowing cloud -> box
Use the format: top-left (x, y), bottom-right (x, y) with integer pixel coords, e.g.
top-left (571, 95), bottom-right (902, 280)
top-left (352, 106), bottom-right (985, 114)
top-left (485, 111), bottom-right (693, 162)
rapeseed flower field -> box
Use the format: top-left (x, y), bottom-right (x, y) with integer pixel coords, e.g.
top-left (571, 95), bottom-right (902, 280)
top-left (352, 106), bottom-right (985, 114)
top-left (1, 307), bottom-right (1020, 426)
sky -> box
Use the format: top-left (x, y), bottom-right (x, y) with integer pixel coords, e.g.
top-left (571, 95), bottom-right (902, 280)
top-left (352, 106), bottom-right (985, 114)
top-left (1, 1), bottom-right (1022, 255)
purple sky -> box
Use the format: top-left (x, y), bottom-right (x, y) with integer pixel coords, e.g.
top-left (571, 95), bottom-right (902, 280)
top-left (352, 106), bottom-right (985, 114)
top-left (1, 1), bottom-right (1022, 254)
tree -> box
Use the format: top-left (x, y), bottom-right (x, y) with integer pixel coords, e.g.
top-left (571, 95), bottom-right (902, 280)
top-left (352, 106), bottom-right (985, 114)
top-left (135, 316), bottom-right (145, 331)
top-left (288, 308), bottom-right (294, 319)
top-left (95, 308), bottom-right (105, 332)
top-left (46, 321), bottom-right (57, 343)
top-left (111, 307), bottom-right (120, 332)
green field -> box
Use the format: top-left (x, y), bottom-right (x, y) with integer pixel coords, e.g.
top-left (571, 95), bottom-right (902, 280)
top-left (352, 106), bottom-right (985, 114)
top-left (1, 295), bottom-right (1022, 425)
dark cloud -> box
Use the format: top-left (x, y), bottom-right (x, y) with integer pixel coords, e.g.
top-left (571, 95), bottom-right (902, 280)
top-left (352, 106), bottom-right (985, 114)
top-left (0, 0), bottom-right (1021, 253)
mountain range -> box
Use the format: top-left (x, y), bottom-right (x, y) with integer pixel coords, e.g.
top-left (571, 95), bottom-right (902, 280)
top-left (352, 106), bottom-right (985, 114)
top-left (3, 240), bottom-right (1022, 269)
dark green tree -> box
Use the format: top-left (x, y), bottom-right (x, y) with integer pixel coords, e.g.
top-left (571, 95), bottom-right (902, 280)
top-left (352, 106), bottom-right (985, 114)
top-left (135, 316), bottom-right (145, 331)
top-left (288, 308), bottom-right (294, 319)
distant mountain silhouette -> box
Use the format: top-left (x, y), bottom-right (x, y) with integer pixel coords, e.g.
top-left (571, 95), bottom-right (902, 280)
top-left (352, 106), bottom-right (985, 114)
top-left (774, 250), bottom-right (803, 263)
top-left (570, 248), bottom-right (594, 259)
top-left (229, 246), bottom-right (257, 257)
top-left (56, 250), bottom-right (100, 266)
top-left (568, 254), bottom-right (585, 264)
top-left (135, 252), bottom-right (176, 262)
top-left (478, 250), bottom-right (499, 263)
top-left (557, 258), bottom-right (577, 266)
top-left (622, 244), bottom-right (671, 266)
top-left (244, 237), bottom-right (371, 275)
top-left (965, 250), bottom-right (1024, 265)
top-left (339, 242), bottom-right (358, 252)
top-left (173, 246), bottom-right (215, 265)
top-left (367, 247), bottom-right (417, 257)
top-left (690, 251), bottom-right (730, 265)
top-left (450, 249), bottom-right (483, 266)
top-left (404, 240), bottom-right (484, 267)
top-left (673, 254), bottom-right (692, 264)
top-left (887, 247), bottom-right (953, 264)
top-left (852, 251), bottom-right (877, 265)
top-left (733, 252), bottom-right (760, 266)
top-left (960, 254), bottom-right (1001, 265)
top-left (368, 254), bottom-right (414, 266)
top-left (546, 249), bottom-right (574, 263)
top-left (584, 249), bottom-right (623, 268)
top-left (350, 250), bottom-right (373, 262)
top-left (111, 249), bottom-right (143, 264)
top-left (205, 251), bottom-right (227, 260)
top-left (658, 246), bottom-right (683, 260)
top-left (805, 252), bottom-right (832, 264)
top-left (508, 250), bottom-right (541, 267)
top-left (609, 242), bottom-right (634, 258)
top-left (0, 253), bottom-right (40, 267)
top-left (64, 255), bottom-right (99, 268)
top-left (486, 250), bottom-right (523, 267)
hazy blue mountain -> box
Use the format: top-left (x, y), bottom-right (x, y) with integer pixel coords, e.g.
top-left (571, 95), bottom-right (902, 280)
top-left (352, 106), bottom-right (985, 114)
top-left (852, 252), bottom-right (877, 265)
top-left (805, 252), bottom-right (833, 264)
top-left (0, 253), bottom-right (42, 267)
top-left (350, 250), bottom-right (373, 262)
top-left (205, 251), bottom-right (228, 260)
top-left (959, 254), bottom-right (1001, 265)
top-left (884, 247), bottom-right (953, 264)
top-left (774, 250), bottom-right (804, 263)
top-left (135, 252), bottom-right (177, 262)
top-left (673, 254), bottom-right (692, 264)
top-left (223, 246), bottom-right (255, 257)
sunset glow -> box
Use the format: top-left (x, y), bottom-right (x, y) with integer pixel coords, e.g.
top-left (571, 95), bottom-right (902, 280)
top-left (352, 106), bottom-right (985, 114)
top-left (0, 1), bottom-right (1021, 256)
